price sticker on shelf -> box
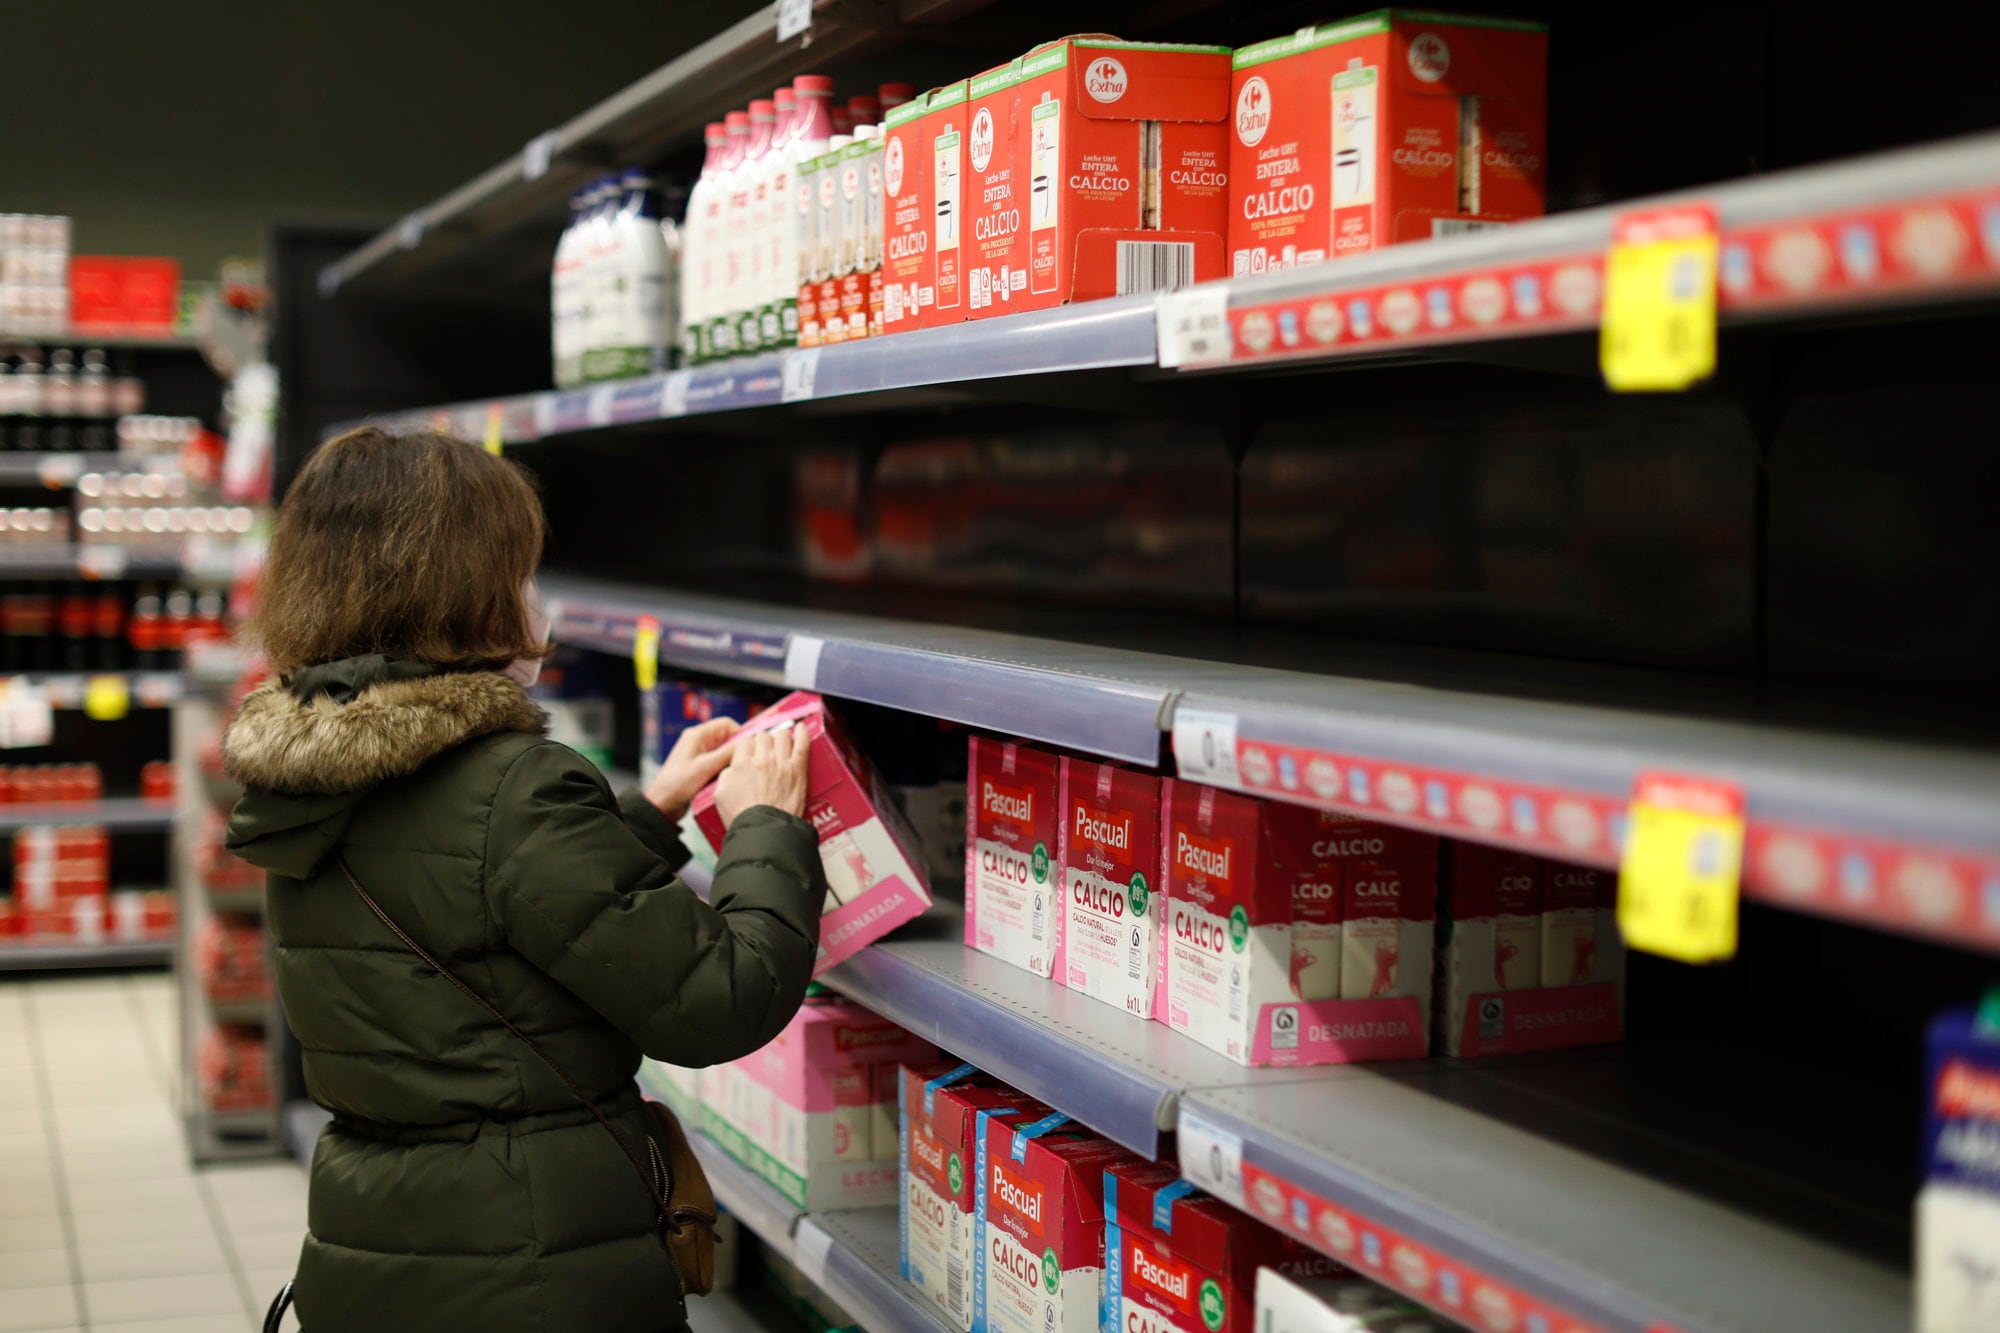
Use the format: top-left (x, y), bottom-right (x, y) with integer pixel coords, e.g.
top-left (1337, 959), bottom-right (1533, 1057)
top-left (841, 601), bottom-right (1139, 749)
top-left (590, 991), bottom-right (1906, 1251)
top-left (794, 1218), bottom-right (836, 1290)
top-left (397, 212), bottom-right (427, 252)
top-left (1155, 285), bottom-right (1232, 368)
top-left (1600, 205), bottom-right (1718, 392)
top-left (482, 404), bottom-right (505, 456)
top-left (83, 675), bottom-right (130, 723)
top-left (661, 371), bottom-right (691, 419)
top-left (78, 545), bottom-right (128, 581)
top-left (522, 131), bottom-right (560, 182)
top-left (1617, 770), bottom-right (1744, 963)
top-left (784, 634), bottom-right (825, 690)
top-left (1177, 1108), bottom-right (1247, 1210)
top-left (36, 456), bottom-right (82, 490)
top-left (0, 684), bottom-right (53, 750)
top-left (780, 347), bottom-right (821, 403)
top-left (1171, 707), bottom-right (1241, 789)
top-left (776, 0), bottom-right (814, 43)
top-left (632, 616), bottom-right (661, 693)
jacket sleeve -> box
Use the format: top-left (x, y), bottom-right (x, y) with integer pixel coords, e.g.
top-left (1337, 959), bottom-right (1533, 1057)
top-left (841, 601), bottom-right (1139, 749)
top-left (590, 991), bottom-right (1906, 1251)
top-left (616, 785), bottom-right (693, 874)
top-left (484, 740), bottom-right (825, 1067)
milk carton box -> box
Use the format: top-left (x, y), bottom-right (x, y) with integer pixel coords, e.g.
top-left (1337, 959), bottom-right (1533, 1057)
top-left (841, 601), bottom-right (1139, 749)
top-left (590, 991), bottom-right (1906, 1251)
top-left (958, 37), bottom-right (1233, 318)
top-left (882, 89), bottom-right (938, 334)
top-left (1539, 862), bottom-right (1604, 989)
top-left (1337, 860), bottom-right (1435, 1009)
top-left (929, 81), bottom-right (970, 326)
top-left (1104, 1162), bottom-right (1343, 1333)
top-left (1919, 1001), bottom-right (2000, 1333)
top-left (976, 1108), bottom-right (1137, 1333)
top-left (965, 738), bottom-right (1063, 977)
top-left (691, 691), bottom-right (933, 973)
top-left (1058, 758), bottom-right (1164, 1018)
top-left (707, 997), bottom-right (934, 1211)
top-left (1303, 813), bottom-right (1437, 1007)
top-left (902, 1063), bottom-right (1045, 1330)
top-left (1164, 782), bottom-right (1426, 1066)
top-left (1228, 11), bottom-right (1548, 275)
top-left (1254, 1269), bottom-right (1460, 1333)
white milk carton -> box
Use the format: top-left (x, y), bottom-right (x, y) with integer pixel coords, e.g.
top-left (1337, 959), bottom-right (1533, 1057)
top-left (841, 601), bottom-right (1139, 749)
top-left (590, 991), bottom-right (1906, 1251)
top-left (965, 738), bottom-right (1062, 977)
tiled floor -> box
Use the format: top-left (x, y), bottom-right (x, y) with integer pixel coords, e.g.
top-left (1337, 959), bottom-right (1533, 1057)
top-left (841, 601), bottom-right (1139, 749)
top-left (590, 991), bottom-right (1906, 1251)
top-left (0, 971), bottom-right (303, 1333)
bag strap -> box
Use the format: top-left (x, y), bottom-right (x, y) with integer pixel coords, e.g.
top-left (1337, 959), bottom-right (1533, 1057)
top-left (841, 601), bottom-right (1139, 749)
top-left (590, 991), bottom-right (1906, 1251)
top-left (335, 855), bottom-right (674, 1223)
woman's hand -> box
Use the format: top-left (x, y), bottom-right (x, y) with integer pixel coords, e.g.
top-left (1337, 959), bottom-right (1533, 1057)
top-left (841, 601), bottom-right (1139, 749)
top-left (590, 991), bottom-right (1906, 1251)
top-left (714, 723), bottom-right (812, 828)
top-left (645, 717), bottom-right (741, 821)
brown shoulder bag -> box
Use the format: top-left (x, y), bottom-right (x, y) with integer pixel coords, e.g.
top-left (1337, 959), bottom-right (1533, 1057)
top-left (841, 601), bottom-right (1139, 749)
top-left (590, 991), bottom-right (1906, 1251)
top-left (335, 856), bottom-right (717, 1292)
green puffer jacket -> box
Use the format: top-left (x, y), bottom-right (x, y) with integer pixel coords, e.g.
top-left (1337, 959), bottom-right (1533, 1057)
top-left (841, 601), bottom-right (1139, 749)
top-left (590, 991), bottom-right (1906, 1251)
top-left (224, 655), bottom-right (824, 1333)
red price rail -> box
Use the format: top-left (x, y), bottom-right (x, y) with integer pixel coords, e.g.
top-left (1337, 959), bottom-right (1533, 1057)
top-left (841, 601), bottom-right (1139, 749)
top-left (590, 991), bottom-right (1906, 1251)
top-left (1177, 128), bottom-right (2000, 372)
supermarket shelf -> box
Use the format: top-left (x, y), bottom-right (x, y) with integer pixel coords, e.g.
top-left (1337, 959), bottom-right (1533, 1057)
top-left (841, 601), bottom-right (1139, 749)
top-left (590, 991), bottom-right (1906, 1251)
top-left (827, 902), bottom-right (1340, 1158)
top-left (0, 328), bottom-right (198, 351)
top-left (687, 1286), bottom-right (800, 1333)
top-left (0, 454), bottom-right (171, 486)
top-left (0, 938), bottom-right (170, 971)
top-left (0, 671), bottom-right (184, 708)
top-left (1178, 129), bottom-right (2000, 372)
top-left (341, 295), bottom-right (1160, 445)
top-left (543, 575), bottom-right (1170, 763)
top-left (1179, 1075), bottom-right (1908, 1333)
top-left (319, 0), bottom-right (993, 296)
top-left (0, 797), bottom-right (175, 831)
top-left (690, 1131), bottom-right (805, 1262)
top-left (0, 542), bottom-right (181, 579)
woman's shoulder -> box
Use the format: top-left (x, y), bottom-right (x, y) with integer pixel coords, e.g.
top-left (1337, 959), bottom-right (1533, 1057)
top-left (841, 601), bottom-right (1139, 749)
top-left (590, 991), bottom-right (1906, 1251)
top-left (446, 731), bottom-right (615, 806)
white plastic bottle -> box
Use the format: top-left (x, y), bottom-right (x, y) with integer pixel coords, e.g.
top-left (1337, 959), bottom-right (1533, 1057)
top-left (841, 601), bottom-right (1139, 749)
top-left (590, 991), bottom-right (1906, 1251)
top-left (607, 169), bottom-right (672, 377)
top-left (660, 208), bottom-right (684, 369)
top-left (681, 122), bottom-right (728, 364)
top-left (577, 178), bottom-right (620, 381)
top-left (746, 86), bottom-right (795, 352)
top-left (725, 99), bottom-right (777, 358)
top-left (770, 76), bottom-right (836, 349)
top-left (704, 112), bottom-right (750, 360)
top-left (551, 189), bottom-right (588, 387)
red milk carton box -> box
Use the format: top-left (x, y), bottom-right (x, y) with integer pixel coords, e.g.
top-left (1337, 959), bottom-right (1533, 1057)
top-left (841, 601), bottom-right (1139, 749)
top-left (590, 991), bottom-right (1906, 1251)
top-left (1298, 812), bottom-right (1437, 1005)
top-left (924, 79), bottom-right (971, 327)
top-left (1163, 782), bottom-right (1425, 1066)
top-left (1228, 11), bottom-right (1548, 275)
top-left (962, 37), bottom-right (1233, 318)
top-left (1104, 1161), bottom-right (1344, 1333)
top-left (692, 691), bottom-right (932, 973)
top-left (902, 1063), bottom-right (1046, 1330)
top-left (976, 1107), bottom-right (1138, 1333)
top-left (965, 738), bottom-right (1063, 977)
top-left (1058, 758), bottom-right (1165, 1018)
top-left (883, 86), bottom-right (955, 334)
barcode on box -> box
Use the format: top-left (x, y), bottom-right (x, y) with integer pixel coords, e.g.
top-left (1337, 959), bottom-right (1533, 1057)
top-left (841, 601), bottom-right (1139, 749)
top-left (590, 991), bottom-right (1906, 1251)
top-left (1116, 240), bottom-right (1197, 294)
top-left (947, 1251), bottom-right (967, 1322)
top-left (1432, 218), bottom-right (1511, 238)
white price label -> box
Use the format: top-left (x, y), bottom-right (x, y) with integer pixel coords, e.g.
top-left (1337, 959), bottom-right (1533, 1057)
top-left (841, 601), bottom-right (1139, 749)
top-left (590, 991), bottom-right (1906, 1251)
top-left (794, 1217), bottom-right (836, 1290)
top-left (0, 685), bottom-right (54, 751)
top-left (1171, 706), bottom-right (1241, 788)
top-left (586, 385), bottom-right (617, 427)
top-left (1178, 1108), bottom-right (1246, 1210)
top-left (522, 131), bottom-right (560, 182)
top-left (36, 456), bottom-right (82, 489)
top-left (776, 0), bottom-right (814, 43)
top-left (77, 544), bottom-right (129, 581)
top-left (661, 371), bottom-right (691, 418)
top-left (397, 212), bottom-right (427, 251)
top-left (780, 347), bottom-right (821, 403)
top-left (784, 634), bottom-right (825, 690)
top-left (1155, 286), bottom-right (1232, 368)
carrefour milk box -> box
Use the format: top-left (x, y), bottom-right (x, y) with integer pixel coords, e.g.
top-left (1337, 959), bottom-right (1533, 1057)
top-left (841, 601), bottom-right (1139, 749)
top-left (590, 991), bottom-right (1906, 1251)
top-left (966, 738), bottom-right (1064, 977)
top-left (975, 1108), bottom-right (1137, 1333)
top-left (1920, 1004), bottom-right (2000, 1333)
top-left (1058, 758), bottom-right (1165, 1018)
top-left (691, 691), bottom-right (932, 973)
top-left (902, 1063), bottom-right (1046, 1331)
top-left (1104, 1161), bottom-right (1342, 1333)
top-left (1228, 11), bottom-right (1547, 275)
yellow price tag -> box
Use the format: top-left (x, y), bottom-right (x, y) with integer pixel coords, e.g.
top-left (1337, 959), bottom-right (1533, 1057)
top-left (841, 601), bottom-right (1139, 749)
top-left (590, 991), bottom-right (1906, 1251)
top-left (83, 675), bottom-right (130, 722)
top-left (633, 616), bottom-right (661, 693)
top-left (1617, 771), bottom-right (1744, 963)
top-left (483, 404), bottom-right (505, 456)
top-left (1600, 205), bottom-right (1718, 392)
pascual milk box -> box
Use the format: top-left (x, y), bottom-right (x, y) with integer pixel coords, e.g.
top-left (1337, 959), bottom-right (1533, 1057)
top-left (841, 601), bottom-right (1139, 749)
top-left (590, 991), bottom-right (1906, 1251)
top-left (965, 738), bottom-right (1063, 977)
top-left (1058, 757), bottom-right (1165, 1018)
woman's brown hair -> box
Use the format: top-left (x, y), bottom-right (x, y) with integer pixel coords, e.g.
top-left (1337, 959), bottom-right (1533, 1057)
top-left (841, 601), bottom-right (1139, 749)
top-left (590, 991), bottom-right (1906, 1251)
top-left (253, 427), bottom-right (548, 676)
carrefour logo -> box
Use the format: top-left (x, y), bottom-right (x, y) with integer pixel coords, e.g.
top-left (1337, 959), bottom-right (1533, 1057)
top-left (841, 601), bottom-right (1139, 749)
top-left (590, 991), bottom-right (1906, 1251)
top-left (1085, 55), bottom-right (1129, 103)
top-left (1235, 76), bottom-right (1271, 146)
top-left (1408, 31), bottom-right (1450, 83)
top-left (885, 136), bottom-right (905, 196)
top-left (970, 107), bottom-right (996, 172)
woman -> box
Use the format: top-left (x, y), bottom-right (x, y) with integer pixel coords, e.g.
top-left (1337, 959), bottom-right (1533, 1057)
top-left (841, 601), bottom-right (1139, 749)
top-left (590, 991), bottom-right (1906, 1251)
top-left (224, 426), bottom-right (824, 1332)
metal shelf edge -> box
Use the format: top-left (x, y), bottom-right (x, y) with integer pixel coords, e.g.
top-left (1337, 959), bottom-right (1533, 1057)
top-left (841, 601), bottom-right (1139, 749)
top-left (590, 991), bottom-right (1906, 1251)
top-left (0, 938), bottom-right (172, 970)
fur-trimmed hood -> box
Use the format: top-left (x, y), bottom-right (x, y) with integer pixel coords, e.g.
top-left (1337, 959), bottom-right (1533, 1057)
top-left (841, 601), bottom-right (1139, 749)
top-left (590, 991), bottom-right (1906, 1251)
top-left (224, 656), bottom-right (545, 879)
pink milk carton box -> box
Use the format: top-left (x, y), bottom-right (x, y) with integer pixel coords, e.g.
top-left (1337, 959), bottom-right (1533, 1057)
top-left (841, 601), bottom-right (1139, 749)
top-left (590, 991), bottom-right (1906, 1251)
top-left (708, 997), bottom-right (936, 1210)
top-left (975, 1107), bottom-right (1140, 1333)
top-left (965, 738), bottom-right (1064, 977)
top-left (1058, 758), bottom-right (1165, 1019)
top-left (692, 691), bottom-right (933, 974)
top-left (1163, 781), bottom-right (1427, 1067)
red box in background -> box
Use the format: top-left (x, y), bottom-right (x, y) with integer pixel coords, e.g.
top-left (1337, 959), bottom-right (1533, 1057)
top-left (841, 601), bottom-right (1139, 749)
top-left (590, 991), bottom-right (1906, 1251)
top-left (70, 256), bottom-right (182, 332)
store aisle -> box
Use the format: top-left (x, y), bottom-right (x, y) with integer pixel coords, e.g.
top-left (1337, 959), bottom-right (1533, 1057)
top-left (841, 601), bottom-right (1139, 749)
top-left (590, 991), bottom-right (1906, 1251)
top-left (0, 972), bottom-right (304, 1333)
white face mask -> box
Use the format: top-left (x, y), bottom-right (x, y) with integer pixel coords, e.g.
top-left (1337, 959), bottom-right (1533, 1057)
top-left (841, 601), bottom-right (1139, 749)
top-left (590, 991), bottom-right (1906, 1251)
top-left (503, 578), bottom-right (550, 689)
